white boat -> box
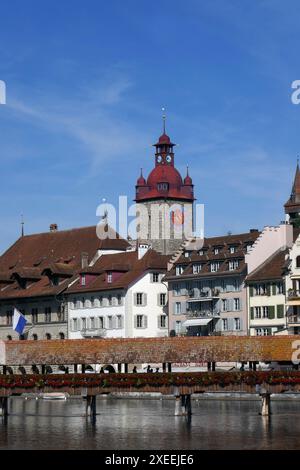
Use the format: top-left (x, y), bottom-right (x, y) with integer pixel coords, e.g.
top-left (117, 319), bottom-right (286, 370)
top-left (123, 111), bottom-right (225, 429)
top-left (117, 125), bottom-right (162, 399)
top-left (41, 393), bottom-right (68, 401)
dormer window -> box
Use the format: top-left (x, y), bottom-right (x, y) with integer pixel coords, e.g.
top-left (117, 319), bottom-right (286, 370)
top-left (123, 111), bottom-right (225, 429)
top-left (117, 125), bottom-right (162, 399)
top-left (193, 264), bottom-right (202, 274)
top-left (176, 265), bottom-right (184, 276)
top-left (229, 260), bottom-right (239, 271)
top-left (198, 250), bottom-right (204, 256)
top-left (214, 248), bottom-right (219, 255)
top-left (230, 246), bottom-right (235, 254)
top-left (157, 182), bottom-right (169, 191)
top-left (107, 272), bottom-right (112, 283)
top-left (81, 274), bottom-right (86, 286)
top-left (211, 262), bottom-right (220, 272)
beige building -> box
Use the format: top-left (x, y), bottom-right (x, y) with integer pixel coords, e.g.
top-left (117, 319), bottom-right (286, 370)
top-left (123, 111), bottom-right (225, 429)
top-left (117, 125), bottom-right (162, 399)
top-left (164, 230), bottom-right (259, 336)
top-left (246, 250), bottom-right (287, 336)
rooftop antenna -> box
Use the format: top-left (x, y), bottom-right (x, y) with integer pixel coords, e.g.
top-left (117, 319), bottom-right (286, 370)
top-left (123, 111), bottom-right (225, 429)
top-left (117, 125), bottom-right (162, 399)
top-left (21, 214), bottom-right (24, 237)
top-left (162, 107), bottom-right (166, 134)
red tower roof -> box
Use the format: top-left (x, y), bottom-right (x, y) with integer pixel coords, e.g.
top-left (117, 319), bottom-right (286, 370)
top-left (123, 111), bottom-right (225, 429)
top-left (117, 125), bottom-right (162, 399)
top-left (135, 131), bottom-right (194, 202)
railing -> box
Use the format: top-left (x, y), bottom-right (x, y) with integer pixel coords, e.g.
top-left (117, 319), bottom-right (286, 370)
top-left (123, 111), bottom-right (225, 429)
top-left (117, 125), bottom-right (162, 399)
top-left (188, 289), bottom-right (220, 300)
top-left (81, 328), bottom-right (107, 338)
top-left (186, 309), bottom-right (220, 319)
top-left (287, 316), bottom-right (300, 324)
top-left (288, 290), bottom-right (300, 299)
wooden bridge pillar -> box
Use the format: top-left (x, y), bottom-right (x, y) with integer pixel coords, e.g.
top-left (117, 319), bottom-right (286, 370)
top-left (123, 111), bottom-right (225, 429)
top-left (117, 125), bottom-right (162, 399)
top-left (207, 362), bottom-right (211, 371)
top-left (41, 365), bottom-right (46, 374)
top-left (260, 393), bottom-right (271, 416)
top-left (124, 364), bottom-right (128, 373)
top-left (167, 363), bottom-right (172, 373)
top-left (118, 363), bottom-right (122, 373)
top-left (162, 362), bottom-right (166, 373)
top-left (81, 364), bottom-right (86, 374)
top-left (0, 397), bottom-right (8, 419)
top-left (212, 362), bottom-right (216, 371)
top-left (74, 364), bottom-right (78, 373)
top-left (2, 366), bottom-right (7, 375)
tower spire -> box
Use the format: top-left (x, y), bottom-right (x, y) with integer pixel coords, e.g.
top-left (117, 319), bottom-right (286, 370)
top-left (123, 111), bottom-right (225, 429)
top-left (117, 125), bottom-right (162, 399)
top-left (162, 107), bottom-right (166, 134)
top-left (21, 214), bottom-right (24, 237)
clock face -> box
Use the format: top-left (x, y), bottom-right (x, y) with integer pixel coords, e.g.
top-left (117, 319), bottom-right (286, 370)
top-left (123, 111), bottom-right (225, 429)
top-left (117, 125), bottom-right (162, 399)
top-left (166, 155), bottom-right (172, 163)
top-left (157, 155), bottom-right (162, 163)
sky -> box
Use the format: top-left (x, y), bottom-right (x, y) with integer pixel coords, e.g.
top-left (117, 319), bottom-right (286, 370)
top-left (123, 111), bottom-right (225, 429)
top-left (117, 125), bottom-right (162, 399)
top-left (0, 0), bottom-right (300, 253)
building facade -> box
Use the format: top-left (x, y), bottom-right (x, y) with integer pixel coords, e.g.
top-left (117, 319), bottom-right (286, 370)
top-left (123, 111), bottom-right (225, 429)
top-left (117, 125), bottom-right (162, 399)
top-left (66, 246), bottom-right (168, 339)
top-left (246, 250), bottom-right (287, 336)
top-left (0, 225), bottom-right (129, 341)
top-left (164, 231), bottom-right (260, 336)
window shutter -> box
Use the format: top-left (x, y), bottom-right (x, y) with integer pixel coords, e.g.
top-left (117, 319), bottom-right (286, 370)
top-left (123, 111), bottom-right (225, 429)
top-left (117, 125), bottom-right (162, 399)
top-left (112, 316), bottom-right (117, 329)
top-left (143, 293), bottom-right (147, 306)
top-left (250, 307), bottom-right (254, 320)
top-left (272, 284), bottom-right (277, 296)
top-left (181, 302), bottom-right (187, 314)
top-left (239, 298), bottom-right (242, 311)
top-left (268, 306), bottom-right (275, 319)
top-left (157, 294), bottom-right (161, 306)
top-left (134, 293), bottom-right (137, 306)
top-left (143, 315), bottom-right (148, 328)
top-left (157, 316), bottom-right (161, 328)
top-left (249, 286), bottom-right (254, 297)
top-left (228, 298), bottom-right (234, 311)
top-left (277, 304), bottom-right (284, 318)
top-left (134, 315), bottom-right (137, 328)
top-left (267, 284), bottom-right (271, 296)
top-left (239, 317), bottom-right (243, 331)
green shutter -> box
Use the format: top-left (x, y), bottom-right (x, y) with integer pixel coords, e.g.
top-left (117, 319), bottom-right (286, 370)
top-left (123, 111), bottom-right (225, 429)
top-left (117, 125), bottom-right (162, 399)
top-left (268, 306), bottom-right (275, 319)
top-left (272, 284), bottom-right (277, 296)
top-left (277, 304), bottom-right (284, 318)
top-left (250, 307), bottom-right (254, 320)
top-left (249, 286), bottom-right (254, 297)
top-left (267, 284), bottom-right (271, 296)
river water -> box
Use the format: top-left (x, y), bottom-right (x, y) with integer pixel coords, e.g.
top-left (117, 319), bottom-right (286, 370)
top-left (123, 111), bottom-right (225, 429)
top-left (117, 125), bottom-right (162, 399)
top-left (0, 396), bottom-right (300, 450)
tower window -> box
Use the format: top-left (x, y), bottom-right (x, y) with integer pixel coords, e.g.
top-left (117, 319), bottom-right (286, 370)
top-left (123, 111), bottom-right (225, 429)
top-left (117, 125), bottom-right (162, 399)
top-left (157, 182), bottom-right (169, 191)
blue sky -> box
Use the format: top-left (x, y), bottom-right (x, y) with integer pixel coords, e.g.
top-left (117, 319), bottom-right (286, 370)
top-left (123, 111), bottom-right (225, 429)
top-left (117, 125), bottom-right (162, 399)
top-left (0, 0), bottom-right (299, 253)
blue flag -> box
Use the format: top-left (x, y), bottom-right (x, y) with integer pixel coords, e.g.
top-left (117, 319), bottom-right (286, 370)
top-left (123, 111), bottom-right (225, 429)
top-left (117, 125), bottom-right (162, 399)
top-left (13, 308), bottom-right (27, 335)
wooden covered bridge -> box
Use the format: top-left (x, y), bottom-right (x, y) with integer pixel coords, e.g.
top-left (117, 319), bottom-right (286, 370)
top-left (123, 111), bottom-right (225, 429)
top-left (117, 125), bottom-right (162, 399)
top-left (0, 335), bottom-right (300, 420)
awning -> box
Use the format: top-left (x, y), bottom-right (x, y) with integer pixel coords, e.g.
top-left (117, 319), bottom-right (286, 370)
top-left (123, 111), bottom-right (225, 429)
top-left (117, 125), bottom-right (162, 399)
top-left (182, 318), bottom-right (213, 327)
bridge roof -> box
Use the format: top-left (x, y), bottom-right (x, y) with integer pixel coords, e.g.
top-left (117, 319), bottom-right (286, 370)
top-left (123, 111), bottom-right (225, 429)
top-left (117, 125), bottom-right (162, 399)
top-left (0, 336), bottom-right (298, 366)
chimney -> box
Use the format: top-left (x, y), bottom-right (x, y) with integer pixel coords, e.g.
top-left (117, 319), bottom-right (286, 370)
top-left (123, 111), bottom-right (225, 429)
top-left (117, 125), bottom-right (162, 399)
top-left (81, 252), bottom-right (89, 269)
top-left (50, 224), bottom-right (58, 232)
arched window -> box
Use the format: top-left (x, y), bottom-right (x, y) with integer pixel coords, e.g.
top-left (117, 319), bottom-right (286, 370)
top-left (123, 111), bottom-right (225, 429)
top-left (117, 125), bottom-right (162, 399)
top-left (59, 332), bottom-right (65, 340)
top-left (296, 256), bottom-right (300, 268)
top-left (32, 334), bottom-right (38, 341)
top-left (45, 333), bottom-right (51, 340)
top-left (7, 335), bottom-right (12, 341)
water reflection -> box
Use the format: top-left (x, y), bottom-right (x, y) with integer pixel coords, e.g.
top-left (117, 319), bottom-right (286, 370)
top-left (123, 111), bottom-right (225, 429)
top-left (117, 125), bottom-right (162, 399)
top-left (0, 397), bottom-right (300, 449)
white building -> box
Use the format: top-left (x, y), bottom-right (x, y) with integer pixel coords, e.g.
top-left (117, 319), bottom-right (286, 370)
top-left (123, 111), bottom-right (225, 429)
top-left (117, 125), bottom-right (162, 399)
top-left (66, 245), bottom-right (169, 339)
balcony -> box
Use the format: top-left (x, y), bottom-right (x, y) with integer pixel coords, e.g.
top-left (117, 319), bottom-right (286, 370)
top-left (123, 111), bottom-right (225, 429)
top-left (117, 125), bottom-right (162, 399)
top-left (187, 289), bottom-right (220, 302)
top-left (186, 308), bottom-right (220, 319)
top-left (287, 316), bottom-right (300, 325)
top-left (287, 290), bottom-right (300, 305)
top-left (81, 328), bottom-right (107, 338)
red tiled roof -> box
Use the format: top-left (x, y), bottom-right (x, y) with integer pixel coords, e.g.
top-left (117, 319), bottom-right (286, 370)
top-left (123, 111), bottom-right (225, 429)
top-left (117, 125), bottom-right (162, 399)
top-left (164, 230), bottom-right (260, 280)
top-left (246, 249), bottom-right (288, 282)
top-left (67, 249), bottom-right (169, 294)
top-left (0, 225), bottom-right (129, 300)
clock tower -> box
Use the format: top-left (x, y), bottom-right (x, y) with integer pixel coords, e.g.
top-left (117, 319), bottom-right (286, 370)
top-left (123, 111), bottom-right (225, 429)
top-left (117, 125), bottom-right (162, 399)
top-left (135, 125), bottom-right (195, 255)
